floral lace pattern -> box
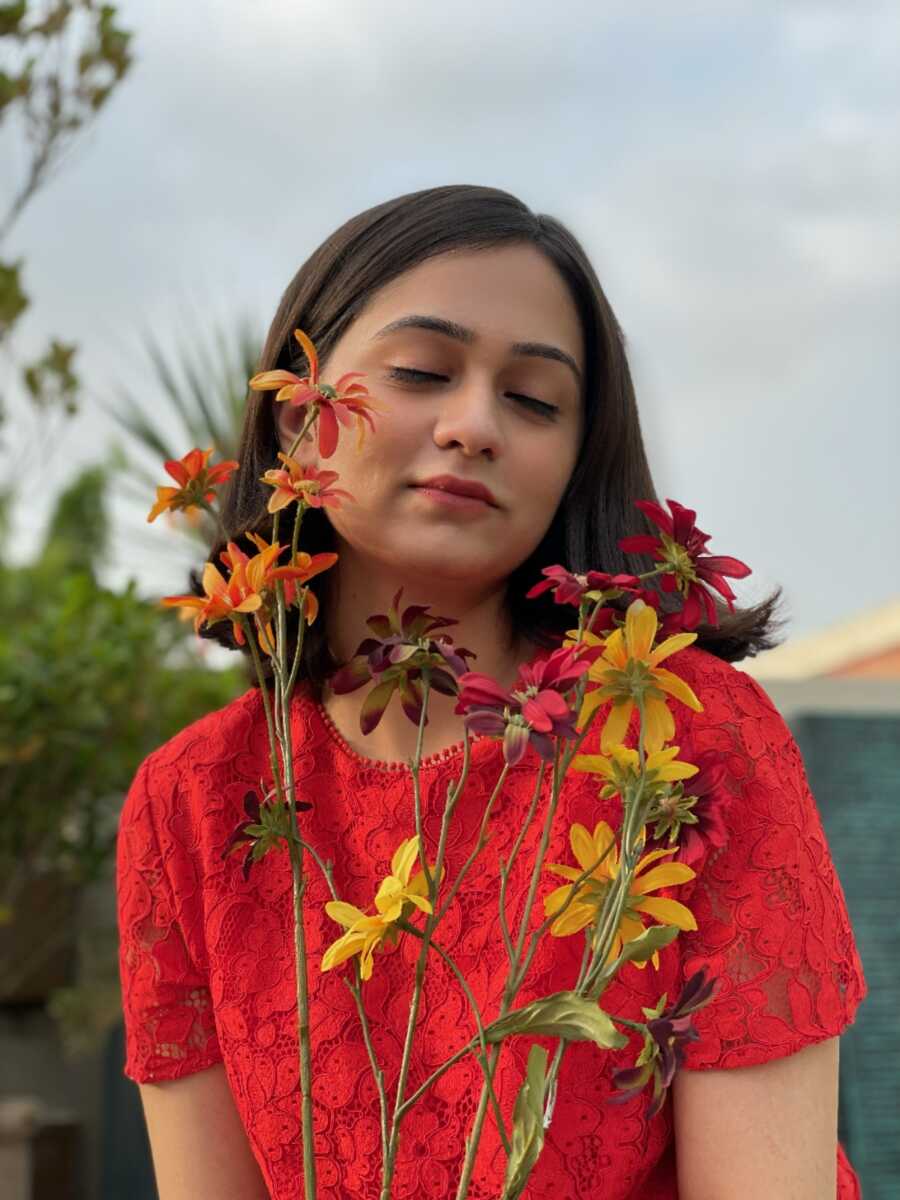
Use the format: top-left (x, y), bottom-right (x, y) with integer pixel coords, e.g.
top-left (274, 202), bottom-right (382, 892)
top-left (116, 646), bottom-right (866, 1198)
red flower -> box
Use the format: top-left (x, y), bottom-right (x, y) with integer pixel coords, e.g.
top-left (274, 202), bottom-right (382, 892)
top-left (646, 750), bottom-right (730, 868)
top-left (454, 643), bottom-right (601, 765)
top-left (249, 329), bottom-right (382, 459)
top-left (328, 589), bottom-right (475, 735)
top-left (610, 967), bottom-right (719, 1118)
top-left (527, 565), bottom-right (648, 609)
top-left (618, 498), bottom-right (751, 632)
top-left (147, 446), bottom-right (239, 523)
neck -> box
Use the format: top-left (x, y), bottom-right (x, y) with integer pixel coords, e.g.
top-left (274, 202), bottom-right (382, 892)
top-left (316, 554), bottom-right (540, 763)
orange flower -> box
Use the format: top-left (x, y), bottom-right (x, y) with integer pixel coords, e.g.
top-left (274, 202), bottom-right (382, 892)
top-left (147, 446), bottom-right (238, 523)
top-left (221, 533), bottom-right (337, 655)
top-left (544, 821), bottom-right (697, 969)
top-left (260, 456), bottom-right (355, 513)
top-left (161, 558), bottom-right (261, 645)
top-left (249, 329), bottom-right (382, 458)
top-left (567, 598), bottom-right (703, 754)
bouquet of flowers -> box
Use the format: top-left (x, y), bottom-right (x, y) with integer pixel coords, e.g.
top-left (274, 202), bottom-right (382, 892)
top-left (149, 328), bottom-right (752, 1199)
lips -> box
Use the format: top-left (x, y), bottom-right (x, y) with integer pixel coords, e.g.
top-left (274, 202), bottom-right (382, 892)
top-left (411, 475), bottom-right (498, 506)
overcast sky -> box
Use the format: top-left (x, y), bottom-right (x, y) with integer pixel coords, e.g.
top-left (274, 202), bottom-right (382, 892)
top-left (3, 0), bottom-right (898, 646)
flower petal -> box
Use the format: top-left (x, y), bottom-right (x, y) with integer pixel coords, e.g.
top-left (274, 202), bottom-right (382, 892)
top-left (631, 895), bottom-right (697, 930)
top-left (632, 863), bottom-right (695, 893)
top-left (651, 668), bottom-right (703, 712)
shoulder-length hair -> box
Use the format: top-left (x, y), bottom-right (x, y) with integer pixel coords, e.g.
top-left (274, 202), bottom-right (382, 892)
top-left (194, 184), bottom-right (786, 693)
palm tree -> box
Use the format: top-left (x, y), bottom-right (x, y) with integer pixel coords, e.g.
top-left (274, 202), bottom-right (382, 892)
top-left (100, 312), bottom-right (263, 580)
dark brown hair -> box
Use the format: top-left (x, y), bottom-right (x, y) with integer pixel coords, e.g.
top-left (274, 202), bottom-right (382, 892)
top-left (195, 184), bottom-right (787, 692)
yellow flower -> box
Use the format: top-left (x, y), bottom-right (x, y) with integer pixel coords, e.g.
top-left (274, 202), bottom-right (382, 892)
top-left (572, 743), bottom-right (699, 800)
top-left (543, 820), bottom-right (696, 969)
top-left (321, 836), bottom-right (443, 981)
top-left (566, 599), bottom-right (703, 754)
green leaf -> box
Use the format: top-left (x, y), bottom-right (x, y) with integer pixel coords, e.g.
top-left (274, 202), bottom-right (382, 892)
top-left (501, 1044), bottom-right (548, 1200)
top-left (612, 924), bottom-right (680, 967)
top-left (0, 258), bottom-right (28, 339)
top-left (0, 3), bottom-right (27, 38)
top-left (486, 992), bottom-right (627, 1050)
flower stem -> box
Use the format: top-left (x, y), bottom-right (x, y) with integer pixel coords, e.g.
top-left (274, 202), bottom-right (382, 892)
top-left (434, 758), bottom-right (506, 926)
top-left (498, 762), bottom-right (546, 967)
top-left (454, 743), bottom-right (564, 1200)
top-left (343, 970), bottom-right (390, 1166)
top-left (395, 919), bottom-right (511, 1154)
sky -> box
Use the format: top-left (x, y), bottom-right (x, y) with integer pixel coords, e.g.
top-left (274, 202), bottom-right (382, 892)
top-left (3, 0), bottom-right (898, 647)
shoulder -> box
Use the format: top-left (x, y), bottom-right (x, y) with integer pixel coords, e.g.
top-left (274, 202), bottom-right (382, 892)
top-left (123, 684), bottom-right (329, 825)
top-left (121, 686), bottom-right (267, 847)
top-left (135, 686), bottom-right (264, 787)
top-left (665, 644), bottom-right (787, 740)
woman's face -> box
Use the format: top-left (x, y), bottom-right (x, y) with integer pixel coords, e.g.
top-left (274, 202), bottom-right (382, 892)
top-left (276, 244), bottom-right (585, 594)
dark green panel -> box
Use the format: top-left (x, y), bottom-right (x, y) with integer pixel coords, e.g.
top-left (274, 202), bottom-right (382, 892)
top-left (791, 713), bottom-right (900, 1200)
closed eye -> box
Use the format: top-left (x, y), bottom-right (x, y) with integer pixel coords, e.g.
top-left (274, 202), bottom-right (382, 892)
top-left (386, 366), bottom-right (559, 418)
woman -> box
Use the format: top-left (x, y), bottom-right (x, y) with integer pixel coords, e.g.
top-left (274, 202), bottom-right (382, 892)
top-left (116, 185), bottom-right (866, 1198)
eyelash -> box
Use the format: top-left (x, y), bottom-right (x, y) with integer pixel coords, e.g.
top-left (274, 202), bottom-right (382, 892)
top-left (386, 367), bottom-right (560, 418)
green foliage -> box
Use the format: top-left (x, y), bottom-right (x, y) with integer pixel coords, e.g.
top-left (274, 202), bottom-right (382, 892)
top-left (501, 1044), bottom-right (549, 1200)
top-left (22, 337), bottom-right (79, 414)
top-left (1, 0), bottom-right (134, 429)
top-left (609, 923), bottom-right (680, 967)
top-left (0, 257), bottom-right (28, 338)
top-left (0, 467), bottom-right (244, 914)
top-left (39, 461), bottom-right (109, 576)
top-left (486, 992), bottom-right (627, 1050)
top-left (104, 313), bottom-right (263, 556)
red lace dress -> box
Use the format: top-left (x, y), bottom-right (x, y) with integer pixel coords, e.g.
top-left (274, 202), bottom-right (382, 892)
top-left (116, 645), bottom-right (866, 1198)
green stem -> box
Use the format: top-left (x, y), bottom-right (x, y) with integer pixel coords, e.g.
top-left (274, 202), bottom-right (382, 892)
top-left (244, 620), bottom-right (285, 807)
top-left (271, 554), bottom-right (316, 1197)
top-left (434, 758), bottom-right (506, 926)
top-left (342, 970), bottom-right (390, 1167)
top-left (395, 919), bottom-right (511, 1155)
top-left (454, 743), bottom-right (564, 1200)
top-left (410, 674), bottom-right (434, 895)
top-left (498, 762), bottom-right (546, 967)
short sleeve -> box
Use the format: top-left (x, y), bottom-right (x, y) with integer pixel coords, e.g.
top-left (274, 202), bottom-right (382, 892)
top-left (675, 661), bottom-right (867, 1070)
top-left (116, 755), bottom-right (222, 1083)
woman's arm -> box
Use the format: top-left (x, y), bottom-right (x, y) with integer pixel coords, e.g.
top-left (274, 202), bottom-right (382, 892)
top-left (138, 1063), bottom-right (270, 1200)
top-left (672, 1035), bottom-right (840, 1200)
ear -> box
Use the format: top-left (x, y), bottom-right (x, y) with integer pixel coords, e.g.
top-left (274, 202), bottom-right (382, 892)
top-left (274, 400), bottom-right (318, 466)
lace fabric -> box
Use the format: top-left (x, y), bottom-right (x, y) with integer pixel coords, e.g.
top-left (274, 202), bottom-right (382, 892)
top-left (116, 645), bottom-right (866, 1198)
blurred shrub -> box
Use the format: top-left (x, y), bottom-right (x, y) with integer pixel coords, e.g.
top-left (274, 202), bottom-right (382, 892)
top-left (0, 464), bottom-right (243, 1011)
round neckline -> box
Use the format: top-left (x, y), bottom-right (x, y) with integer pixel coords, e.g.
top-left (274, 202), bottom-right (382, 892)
top-left (310, 638), bottom-right (561, 773)
top-left (312, 697), bottom-right (478, 772)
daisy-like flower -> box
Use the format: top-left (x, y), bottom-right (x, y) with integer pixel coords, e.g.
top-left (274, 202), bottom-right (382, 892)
top-left (610, 967), bottom-right (718, 1117)
top-left (328, 588), bottom-right (474, 735)
top-left (618, 498), bottom-right (752, 632)
top-left (249, 328), bottom-right (382, 459)
top-left (260, 455), bottom-right (355, 514)
top-left (567, 598), bottom-right (703, 755)
top-left (321, 835), bottom-right (444, 981)
top-left (543, 820), bottom-right (697, 970)
top-left (147, 446), bottom-right (238, 523)
top-left (571, 743), bottom-right (700, 804)
top-left (454, 643), bottom-right (601, 766)
top-left (645, 750), bottom-right (730, 868)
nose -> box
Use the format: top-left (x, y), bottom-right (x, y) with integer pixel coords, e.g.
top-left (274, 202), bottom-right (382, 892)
top-left (431, 373), bottom-right (503, 460)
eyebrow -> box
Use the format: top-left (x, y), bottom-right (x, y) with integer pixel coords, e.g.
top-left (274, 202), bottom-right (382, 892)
top-left (371, 314), bottom-right (583, 386)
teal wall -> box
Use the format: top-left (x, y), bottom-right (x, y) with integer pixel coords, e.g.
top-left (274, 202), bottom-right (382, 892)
top-left (791, 711), bottom-right (900, 1200)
